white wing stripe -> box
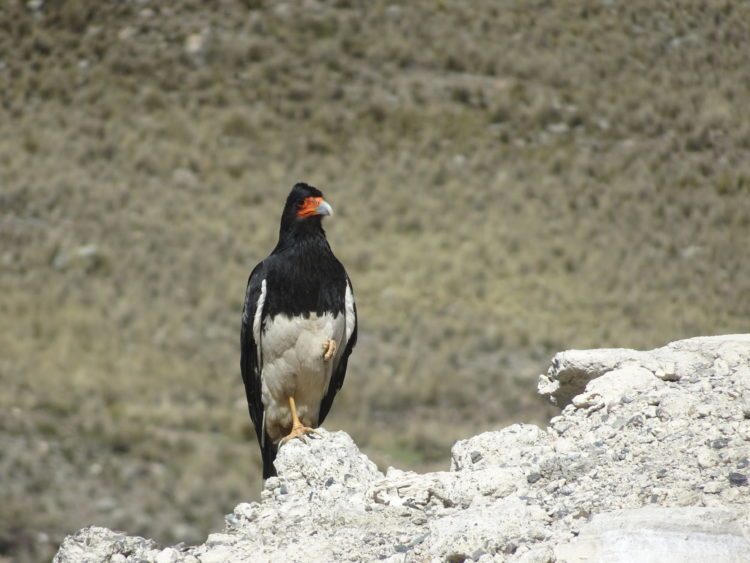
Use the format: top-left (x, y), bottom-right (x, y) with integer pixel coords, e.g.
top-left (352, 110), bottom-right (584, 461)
top-left (253, 278), bottom-right (267, 447)
top-left (253, 279), bottom-right (267, 368)
top-left (344, 282), bottom-right (356, 344)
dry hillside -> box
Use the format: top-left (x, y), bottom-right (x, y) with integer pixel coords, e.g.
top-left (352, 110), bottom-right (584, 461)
top-left (1, 1), bottom-right (749, 561)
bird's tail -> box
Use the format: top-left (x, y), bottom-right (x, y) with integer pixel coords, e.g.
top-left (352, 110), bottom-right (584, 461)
top-left (261, 441), bottom-right (278, 479)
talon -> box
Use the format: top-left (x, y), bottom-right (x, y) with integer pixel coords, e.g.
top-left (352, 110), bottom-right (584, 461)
top-left (322, 339), bottom-right (337, 361)
top-left (280, 425), bottom-right (318, 444)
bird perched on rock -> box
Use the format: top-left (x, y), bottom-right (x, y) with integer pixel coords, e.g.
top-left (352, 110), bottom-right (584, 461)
top-left (240, 183), bottom-right (357, 478)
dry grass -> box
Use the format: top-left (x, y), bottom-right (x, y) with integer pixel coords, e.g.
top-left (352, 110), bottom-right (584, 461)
top-left (2, 0), bottom-right (750, 560)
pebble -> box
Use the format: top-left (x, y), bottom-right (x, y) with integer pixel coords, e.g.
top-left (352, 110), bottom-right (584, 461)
top-left (555, 439), bottom-right (575, 453)
top-left (645, 394), bottom-right (662, 406)
top-left (527, 472), bottom-right (542, 484)
top-left (703, 481), bottom-right (724, 494)
top-left (713, 359), bottom-right (731, 377)
top-left (710, 438), bottom-right (729, 449)
top-left (655, 362), bottom-right (679, 381)
top-left (156, 548), bottom-right (180, 563)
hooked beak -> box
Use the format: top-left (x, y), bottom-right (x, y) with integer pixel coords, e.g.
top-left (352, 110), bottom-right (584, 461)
top-left (298, 196), bottom-right (334, 218)
top-left (316, 200), bottom-right (333, 217)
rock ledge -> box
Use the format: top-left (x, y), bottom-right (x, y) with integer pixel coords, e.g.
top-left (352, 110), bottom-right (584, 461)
top-left (55, 335), bottom-right (750, 562)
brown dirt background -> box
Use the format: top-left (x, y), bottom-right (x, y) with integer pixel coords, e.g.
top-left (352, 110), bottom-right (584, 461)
top-left (1, 1), bottom-right (749, 560)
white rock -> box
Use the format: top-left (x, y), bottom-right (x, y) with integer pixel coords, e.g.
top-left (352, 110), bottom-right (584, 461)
top-left (53, 527), bottom-right (160, 563)
top-left (195, 546), bottom-right (235, 563)
top-left (274, 429), bottom-right (383, 495)
top-left (539, 335), bottom-right (750, 406)
top-left (735, 367), bottom-right (750, 390)
top-left (704, 481), bottom-right (724, 494)
top-left (713, 358), bottom-right (731, 377)
top-left (554, 438), bottom-right (576, 453)
top-left (367, 465), bottom-right (525, 511)
top-left (571, 366), bottom-right (659, 411)
top-left (54, 334), bottom-right (750, 563)
top-left (156, 547), bottom-right (181, 563)
top-left (512, 545), bottom-right (554, 563)
top-left (538, 348), bottom-right (650, 406)
top-left (451, 424), bottom-right (550, 471)
top-left (428, 497), bottom-right (549, 561)
top-left (555, 506), bottom-right (750, 562)
top-left (697, 448), bottom-right (719, 468)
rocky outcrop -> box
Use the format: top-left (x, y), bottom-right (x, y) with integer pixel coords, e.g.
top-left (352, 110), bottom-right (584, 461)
top-left (556, 506), bottom-right (750, 563)
top-left (537, 335), bottom-right (750, 407)
top-left (55, 335), bottom-right (750, 562)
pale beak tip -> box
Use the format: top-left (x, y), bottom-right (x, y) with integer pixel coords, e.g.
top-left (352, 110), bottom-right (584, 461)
top-left (318, 200), bottom-right (334, 217)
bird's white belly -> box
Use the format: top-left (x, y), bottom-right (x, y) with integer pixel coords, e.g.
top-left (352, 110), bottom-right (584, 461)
top-left (260, 312), bottom-right (345, 442)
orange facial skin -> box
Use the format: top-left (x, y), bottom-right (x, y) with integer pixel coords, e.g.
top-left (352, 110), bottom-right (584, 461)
top-left (297, 196), bottom-right (324, 218)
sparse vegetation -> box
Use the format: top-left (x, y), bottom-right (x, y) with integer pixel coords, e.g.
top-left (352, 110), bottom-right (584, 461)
top-left (1, 0), bottom-right (750, 561)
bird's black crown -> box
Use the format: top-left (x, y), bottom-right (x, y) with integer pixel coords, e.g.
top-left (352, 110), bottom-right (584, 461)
top-left (287, 182), bottom-right (323, 207)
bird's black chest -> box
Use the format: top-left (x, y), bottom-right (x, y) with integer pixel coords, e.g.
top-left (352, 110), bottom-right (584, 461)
top-left (263, 248), bottom-right (346, 320)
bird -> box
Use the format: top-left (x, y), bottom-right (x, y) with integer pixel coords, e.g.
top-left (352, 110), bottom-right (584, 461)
top-left (240, 182), bottom-right (357, 479)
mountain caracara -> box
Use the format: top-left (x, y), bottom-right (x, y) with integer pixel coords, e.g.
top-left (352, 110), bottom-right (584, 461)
top-left (240, 183), bottom-right (357, 478)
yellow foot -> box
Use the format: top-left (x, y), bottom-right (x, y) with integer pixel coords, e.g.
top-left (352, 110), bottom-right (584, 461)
top-left (280, 425), bottom-right (319, 445)
top-left (322, 339), bottom-right (337, 361)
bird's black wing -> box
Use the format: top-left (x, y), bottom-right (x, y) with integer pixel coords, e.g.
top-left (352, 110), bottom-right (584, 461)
top-left (318, 275), bottom-right (357, 424)
top-left (240, 261), bottom-right (276, 477)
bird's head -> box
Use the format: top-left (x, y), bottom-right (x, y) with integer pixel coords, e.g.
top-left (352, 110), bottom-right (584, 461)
top-left (278, 182), bottom-right (334, 239)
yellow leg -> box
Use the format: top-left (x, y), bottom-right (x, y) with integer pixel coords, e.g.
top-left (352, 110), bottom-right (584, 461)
top-left (289, 396), bottom-right (303, 430)
top-left (280, 396), bottom-right (318, 444)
